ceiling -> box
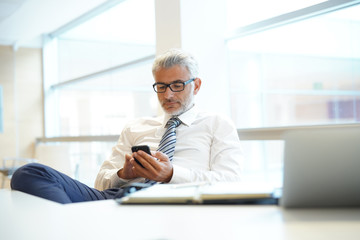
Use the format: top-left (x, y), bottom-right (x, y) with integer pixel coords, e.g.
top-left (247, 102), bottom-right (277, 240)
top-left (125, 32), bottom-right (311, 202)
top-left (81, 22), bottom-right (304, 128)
top-left (0, 0), bottom-right (107, 48)
top-left (1, 0), bottom-right (359, 49)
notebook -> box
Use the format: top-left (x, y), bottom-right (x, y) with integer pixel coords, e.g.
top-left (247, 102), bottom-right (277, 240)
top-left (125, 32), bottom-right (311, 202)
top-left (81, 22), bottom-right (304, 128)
top-left (118, 182), bottom-right (279, 205)
top-left (280, 127), bottom-right (360, 208)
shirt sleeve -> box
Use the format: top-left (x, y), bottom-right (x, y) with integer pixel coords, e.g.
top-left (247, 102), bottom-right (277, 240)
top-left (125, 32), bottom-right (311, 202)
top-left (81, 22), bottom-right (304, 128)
top-left (94, 124), bottom-right (133, 190)
top-left (170, 115), bottom-right (244, 183)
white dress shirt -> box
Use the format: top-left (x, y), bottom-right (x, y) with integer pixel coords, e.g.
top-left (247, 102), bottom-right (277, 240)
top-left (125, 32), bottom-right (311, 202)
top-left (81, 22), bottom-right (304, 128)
top-left (94, 106), bottom-right (244, 190)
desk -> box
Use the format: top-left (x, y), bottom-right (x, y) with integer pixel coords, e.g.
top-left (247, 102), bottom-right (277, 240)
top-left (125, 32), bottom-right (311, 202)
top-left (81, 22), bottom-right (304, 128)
top-left (1, 189), bottom-right (360, 240)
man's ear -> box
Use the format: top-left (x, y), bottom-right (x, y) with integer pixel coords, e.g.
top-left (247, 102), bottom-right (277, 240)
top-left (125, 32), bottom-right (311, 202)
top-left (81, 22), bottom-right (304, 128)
top-left (193, 78), bottom-right (202, 95)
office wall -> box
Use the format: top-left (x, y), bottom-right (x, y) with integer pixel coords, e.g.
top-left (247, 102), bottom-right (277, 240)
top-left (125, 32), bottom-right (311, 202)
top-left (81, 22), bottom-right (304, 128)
top-left (0, 46), bottom-right (43, 162)
top-left (155, 0), bottom-right (230, 116)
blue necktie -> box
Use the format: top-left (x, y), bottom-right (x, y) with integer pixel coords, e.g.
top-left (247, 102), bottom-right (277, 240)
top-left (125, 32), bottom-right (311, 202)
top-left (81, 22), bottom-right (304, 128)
top-left (157, 117), bottom-right (182, 161)
top-left (144, 117), bottom-right (181, 185)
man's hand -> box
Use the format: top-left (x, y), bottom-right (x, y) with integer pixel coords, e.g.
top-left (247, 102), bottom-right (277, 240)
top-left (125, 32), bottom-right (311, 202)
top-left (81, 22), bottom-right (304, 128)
top-left (117, 153), bottom-right (139, 179)
top-left (131, 150), bottom-right (173, 183)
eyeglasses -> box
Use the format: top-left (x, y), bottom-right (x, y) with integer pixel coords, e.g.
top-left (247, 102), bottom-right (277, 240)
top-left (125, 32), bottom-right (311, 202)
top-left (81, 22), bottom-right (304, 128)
top-left (153, 78), bottom-right (195, 93)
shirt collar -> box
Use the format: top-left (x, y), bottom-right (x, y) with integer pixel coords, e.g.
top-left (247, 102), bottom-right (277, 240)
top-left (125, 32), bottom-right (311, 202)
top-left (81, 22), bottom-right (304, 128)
top-left (162, 104), bottom-right (198, 127)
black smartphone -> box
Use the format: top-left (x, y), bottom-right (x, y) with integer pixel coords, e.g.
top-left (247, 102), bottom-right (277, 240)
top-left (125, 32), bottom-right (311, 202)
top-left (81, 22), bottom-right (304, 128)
top-left (131, 145), bottom-right (151, 168)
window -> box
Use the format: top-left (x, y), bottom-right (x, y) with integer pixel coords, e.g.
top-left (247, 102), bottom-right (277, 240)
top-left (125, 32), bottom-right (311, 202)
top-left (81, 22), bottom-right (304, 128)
top-left (45, 0), bottom-right (156, 137)
top-left (226, 0), bottom-right (360, 186)
top-left (227, 1), bottom-right (360, 129)
top-left (42, 0), bottom-right (156, 186)
top-left (41, 0), bottom-right (360, 187)
top-left (226, 0), bottom-right (327, 31)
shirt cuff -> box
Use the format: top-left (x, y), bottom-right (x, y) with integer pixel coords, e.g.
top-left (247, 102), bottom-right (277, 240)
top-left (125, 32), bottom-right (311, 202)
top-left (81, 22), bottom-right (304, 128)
top-left (110, 170), bottom-right (131, 187)
top-left (169, 164), bottom-right (191, 183)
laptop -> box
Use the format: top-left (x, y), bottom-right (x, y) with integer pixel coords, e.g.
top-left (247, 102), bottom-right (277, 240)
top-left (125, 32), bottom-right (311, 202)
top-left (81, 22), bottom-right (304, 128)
top-left (280, 127), bottom-right (360, 208)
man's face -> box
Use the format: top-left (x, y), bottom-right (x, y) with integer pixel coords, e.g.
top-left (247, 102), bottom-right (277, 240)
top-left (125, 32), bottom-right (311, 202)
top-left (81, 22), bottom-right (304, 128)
top-left (154, 65), bottom-right (200, 115)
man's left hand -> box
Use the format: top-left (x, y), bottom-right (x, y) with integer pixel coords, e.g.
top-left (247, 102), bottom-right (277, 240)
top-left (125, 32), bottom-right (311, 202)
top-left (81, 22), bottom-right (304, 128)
top-left (131, 150), bottom-right (173, 183)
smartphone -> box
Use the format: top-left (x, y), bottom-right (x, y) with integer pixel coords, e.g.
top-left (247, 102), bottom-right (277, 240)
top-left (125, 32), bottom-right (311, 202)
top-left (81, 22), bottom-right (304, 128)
top-left (131, 145), bottom-right (151, 168)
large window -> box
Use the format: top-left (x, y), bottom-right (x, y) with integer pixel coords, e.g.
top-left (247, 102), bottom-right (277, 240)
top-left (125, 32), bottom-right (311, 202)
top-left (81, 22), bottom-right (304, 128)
top-left (227, 1), bottom-right (360, 128)
top-left (41, 0), bottom-right (360, 187)
top-left (226, 0), bottom-right (360, 186)
top-left (42, 0), bottom-right (156, 186)
top-left (46, 0), bottom-right (156, 137)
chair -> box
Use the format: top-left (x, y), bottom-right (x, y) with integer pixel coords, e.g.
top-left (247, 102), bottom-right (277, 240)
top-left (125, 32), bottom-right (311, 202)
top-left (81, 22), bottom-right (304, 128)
top-left (0, 157), bottom-right (37, 188)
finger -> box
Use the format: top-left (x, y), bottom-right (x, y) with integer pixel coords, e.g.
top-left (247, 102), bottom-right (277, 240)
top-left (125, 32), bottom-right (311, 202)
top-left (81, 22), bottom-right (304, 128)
top-left (131, 161), bottom-right (154, 180)
top-left (124, 153), bottom-right (135, 170)
top-left (130, 150), bottom-right (148, 168)
top-left (153, 151), bottom-right (170, 162)
top-left (129, 157), bottom-right (142, 169)
top-left (143, 151), bottom-right (173, 182)
top-left (137, 151), bottom-right (160, 167)
top-left (133, 152), bottom-right (157, 172)
top-left (134, 152), bottom-right (167, 180)
top-left (125, 153), bottom-right (133, 164)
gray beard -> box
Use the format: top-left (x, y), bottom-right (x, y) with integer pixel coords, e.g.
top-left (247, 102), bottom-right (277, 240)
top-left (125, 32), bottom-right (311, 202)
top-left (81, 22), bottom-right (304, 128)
top-left (164, 94), bottom-right (194, 116)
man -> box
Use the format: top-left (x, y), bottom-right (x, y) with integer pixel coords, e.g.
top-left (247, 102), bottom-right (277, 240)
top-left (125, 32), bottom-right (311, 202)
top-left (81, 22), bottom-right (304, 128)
top-left (11, 49), bottom-right (244, 203)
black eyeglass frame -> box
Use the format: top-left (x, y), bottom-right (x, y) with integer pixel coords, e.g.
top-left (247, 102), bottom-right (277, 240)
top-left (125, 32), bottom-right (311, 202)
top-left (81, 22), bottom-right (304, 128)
top-left (152, 78), bottom-right (196, 93)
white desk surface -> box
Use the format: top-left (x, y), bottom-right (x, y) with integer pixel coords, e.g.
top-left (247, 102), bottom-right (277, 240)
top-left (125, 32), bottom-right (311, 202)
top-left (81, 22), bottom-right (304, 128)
top-left (1, 189), bottom-right (360, 240)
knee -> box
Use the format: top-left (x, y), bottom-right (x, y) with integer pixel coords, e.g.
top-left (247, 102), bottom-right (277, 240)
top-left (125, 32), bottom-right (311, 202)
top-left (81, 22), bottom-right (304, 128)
top-left (11, 163), bottom-right (48, 191)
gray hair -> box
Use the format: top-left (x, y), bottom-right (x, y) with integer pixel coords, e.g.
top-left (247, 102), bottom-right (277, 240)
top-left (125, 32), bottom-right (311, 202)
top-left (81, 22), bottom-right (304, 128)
top-left (152, 49), bottom-right (199, 78)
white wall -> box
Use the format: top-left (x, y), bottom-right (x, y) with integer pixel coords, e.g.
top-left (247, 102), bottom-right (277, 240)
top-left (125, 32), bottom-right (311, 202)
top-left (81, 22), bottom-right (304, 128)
top-left (0, 46), bottom-right (43, 165)
top-left (155, 0), bottom-right (231, 116)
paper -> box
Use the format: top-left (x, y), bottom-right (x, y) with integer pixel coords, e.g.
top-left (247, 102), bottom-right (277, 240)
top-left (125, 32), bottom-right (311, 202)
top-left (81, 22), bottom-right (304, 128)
top-left (118, 182), bottom-right (277, 205)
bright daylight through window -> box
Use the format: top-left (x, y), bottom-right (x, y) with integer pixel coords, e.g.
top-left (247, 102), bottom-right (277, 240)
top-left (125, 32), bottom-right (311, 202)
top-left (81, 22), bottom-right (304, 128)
top-left (41, 0), bottom-right (360, 187)
top-left (226, 0), bottom-right (360, 185)
top-left (42, 0), bottom-right (156, 185)
top-left (227, 0), bottom-right (360, 128)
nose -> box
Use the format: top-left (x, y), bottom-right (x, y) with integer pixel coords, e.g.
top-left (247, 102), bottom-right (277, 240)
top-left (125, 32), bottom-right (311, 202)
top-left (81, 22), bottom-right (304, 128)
top-left (163, 86), bottom-right (174, 98)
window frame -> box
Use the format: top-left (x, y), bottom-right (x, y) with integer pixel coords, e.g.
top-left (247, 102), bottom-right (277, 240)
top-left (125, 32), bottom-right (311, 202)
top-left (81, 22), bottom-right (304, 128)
top-left (227, 0), bottom-right (360, 39)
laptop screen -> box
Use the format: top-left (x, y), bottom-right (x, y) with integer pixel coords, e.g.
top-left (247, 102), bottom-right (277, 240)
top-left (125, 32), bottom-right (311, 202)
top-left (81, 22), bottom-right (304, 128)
top-left (280, 127), bottom-right (360, 208)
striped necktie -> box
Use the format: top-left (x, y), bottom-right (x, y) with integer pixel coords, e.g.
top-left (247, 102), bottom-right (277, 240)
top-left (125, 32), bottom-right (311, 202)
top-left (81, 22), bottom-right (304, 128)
top-left (157, 117), bottom-right (182, 161)
top-left (143, 117), bottom-right (181, 185)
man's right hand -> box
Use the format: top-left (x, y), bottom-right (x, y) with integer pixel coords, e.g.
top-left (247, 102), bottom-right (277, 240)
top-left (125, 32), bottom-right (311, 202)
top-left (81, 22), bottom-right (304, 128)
top-left (117, 153), bottom-right (138, 179)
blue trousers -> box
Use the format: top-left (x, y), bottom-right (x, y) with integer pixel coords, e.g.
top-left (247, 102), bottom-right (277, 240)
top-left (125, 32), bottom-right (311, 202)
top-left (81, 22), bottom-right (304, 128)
top-left (11, 163), bottom-right (130, 204)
